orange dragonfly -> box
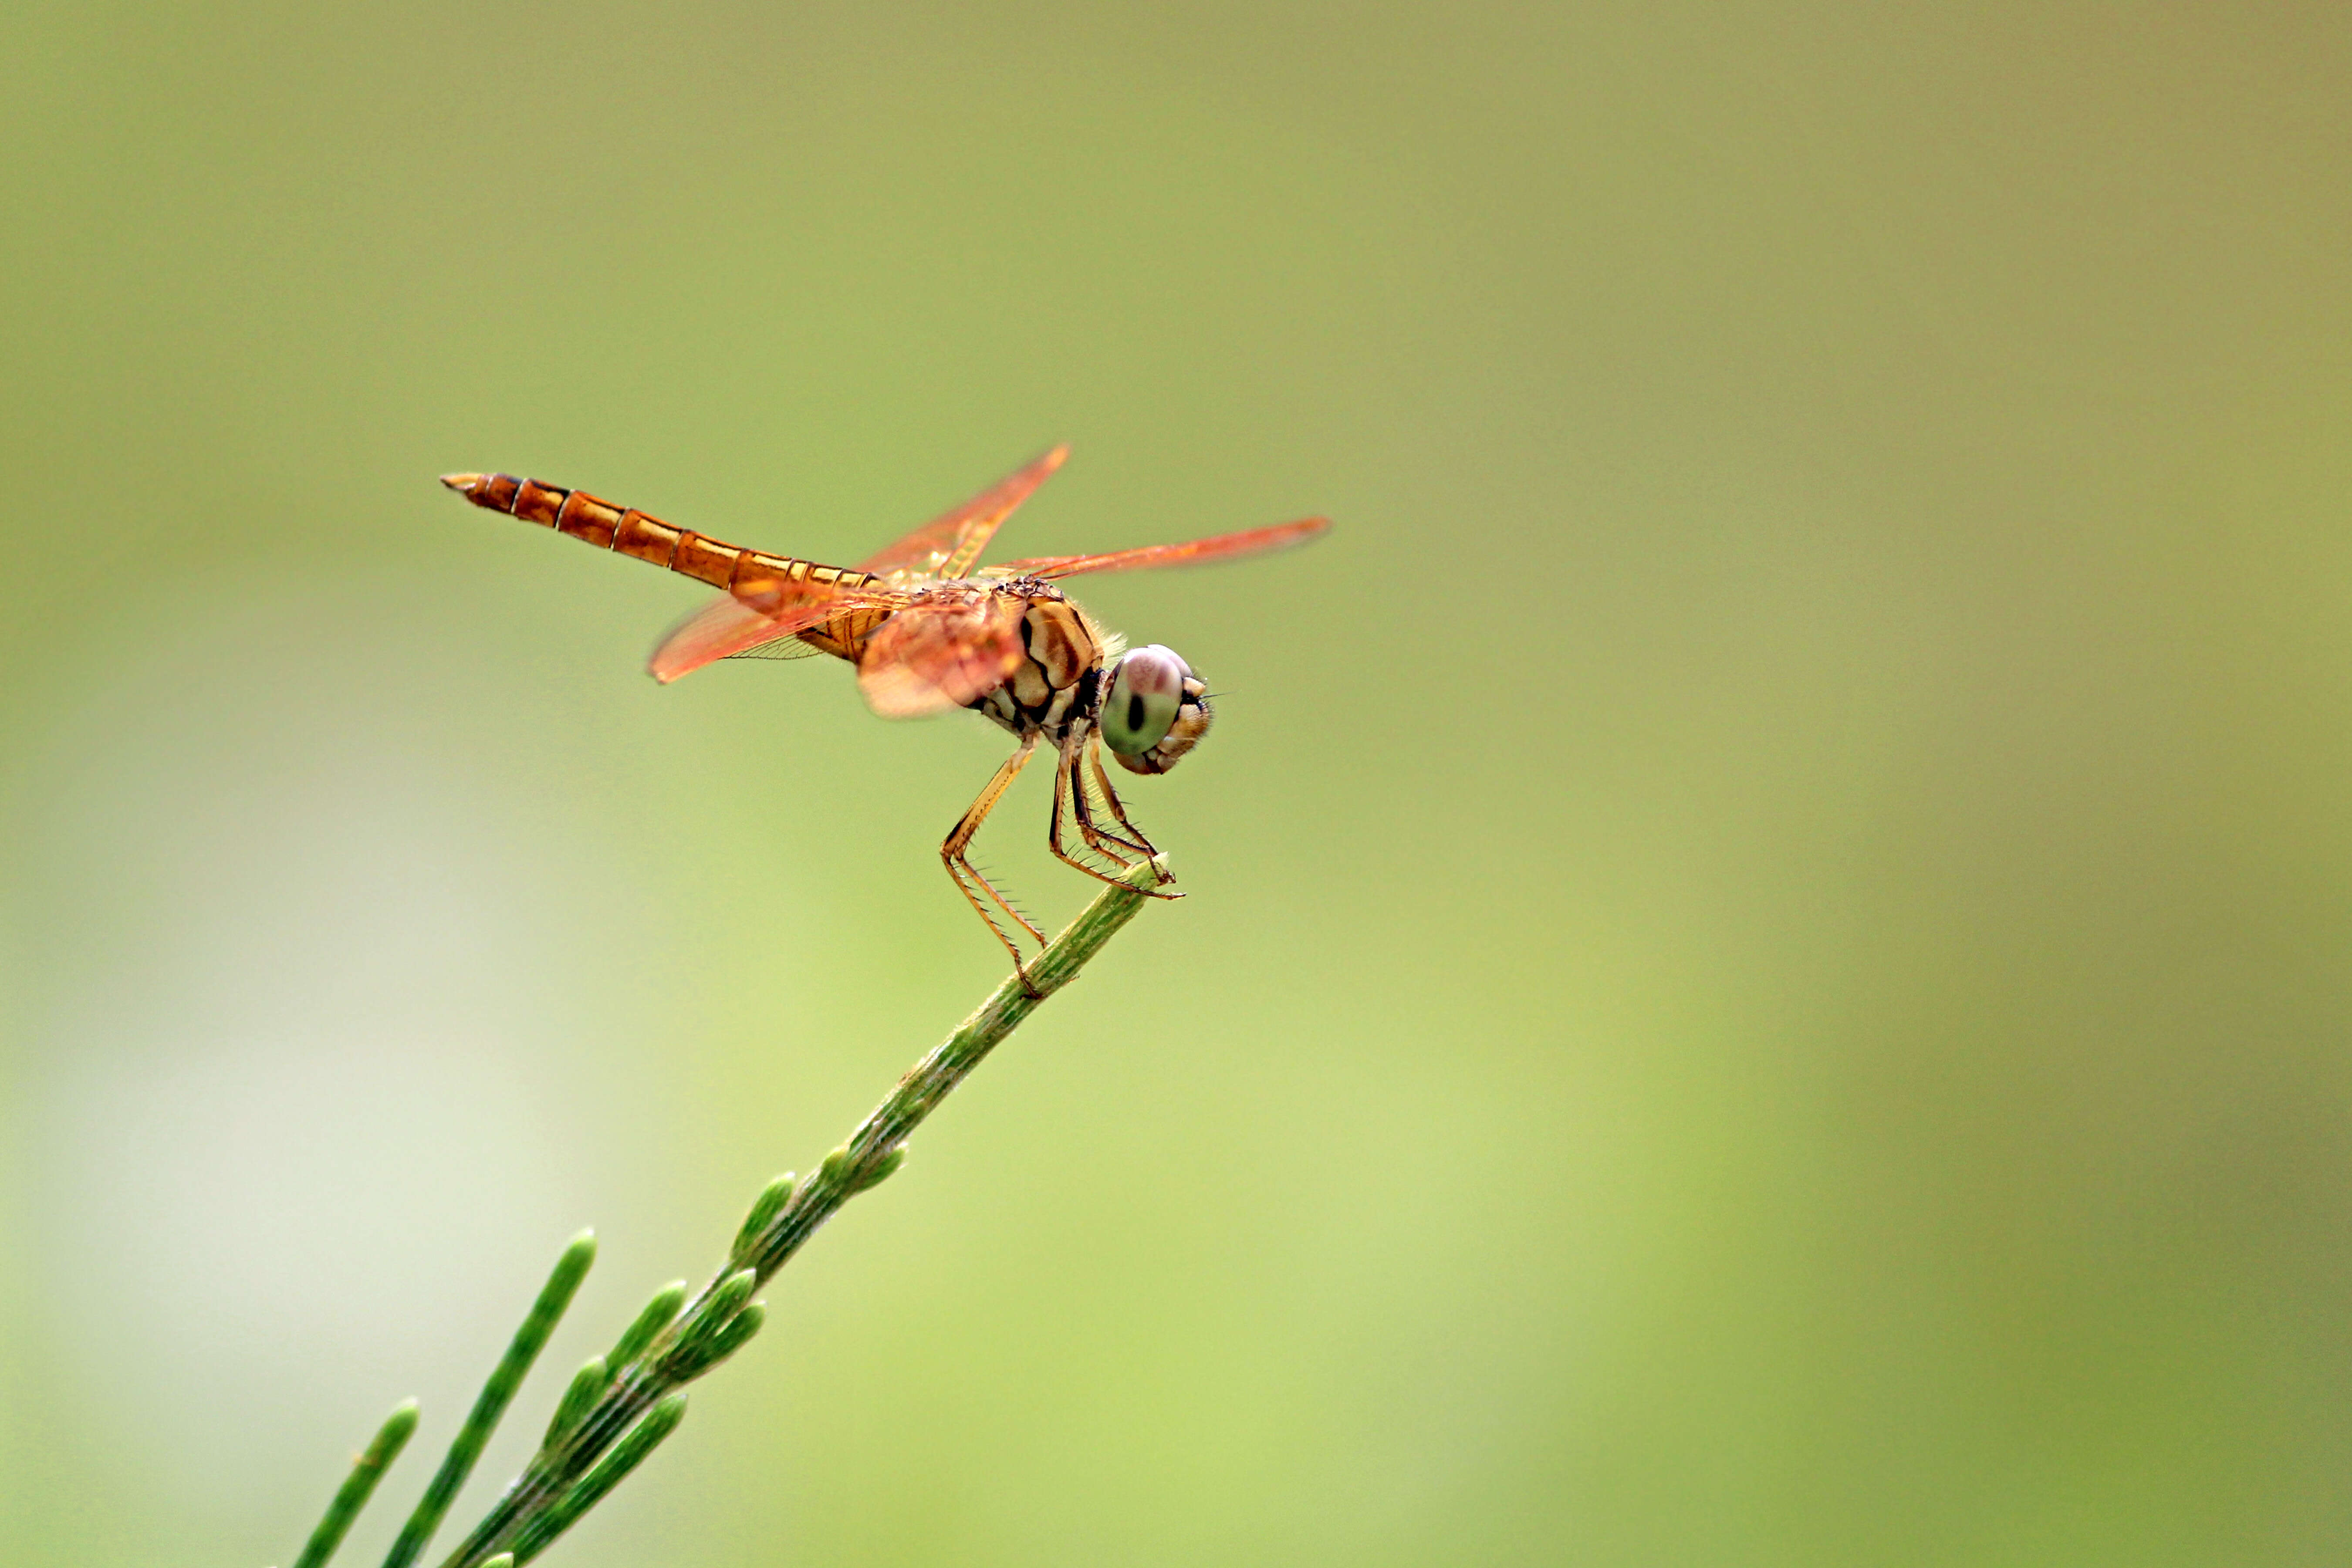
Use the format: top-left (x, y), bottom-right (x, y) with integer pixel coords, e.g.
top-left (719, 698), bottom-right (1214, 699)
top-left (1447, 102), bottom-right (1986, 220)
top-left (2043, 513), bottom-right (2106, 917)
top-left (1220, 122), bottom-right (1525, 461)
top-left (441, 448), bottom-right (1329, 983)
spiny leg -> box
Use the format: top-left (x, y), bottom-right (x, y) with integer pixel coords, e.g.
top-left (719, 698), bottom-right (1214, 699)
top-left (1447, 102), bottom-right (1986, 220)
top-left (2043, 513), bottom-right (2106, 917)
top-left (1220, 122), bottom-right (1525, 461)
top-left (1069, 748), bottom-right (1149, 864)
top-left (1081, 733), bottom-right (1179, 898)
top-left (1079, 731), bottom-right (1156, 858)
top-left (1047, 732), bottom-right (1182, 899)
top-left (1048, 736), bottom-right (1143, 889)
top-left (943, 736), bottom-right (1048, 983)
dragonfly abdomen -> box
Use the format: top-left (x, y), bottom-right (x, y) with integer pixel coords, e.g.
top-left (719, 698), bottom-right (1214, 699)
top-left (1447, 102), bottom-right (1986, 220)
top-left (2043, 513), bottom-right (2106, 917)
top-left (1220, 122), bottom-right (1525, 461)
top-left (440, 473), bottom-right (879, 608)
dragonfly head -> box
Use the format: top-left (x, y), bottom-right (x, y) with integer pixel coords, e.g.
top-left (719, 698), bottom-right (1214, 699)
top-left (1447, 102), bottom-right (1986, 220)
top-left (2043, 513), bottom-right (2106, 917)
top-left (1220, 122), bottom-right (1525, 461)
top-left (1101, 644), bottom-right (1212, 775)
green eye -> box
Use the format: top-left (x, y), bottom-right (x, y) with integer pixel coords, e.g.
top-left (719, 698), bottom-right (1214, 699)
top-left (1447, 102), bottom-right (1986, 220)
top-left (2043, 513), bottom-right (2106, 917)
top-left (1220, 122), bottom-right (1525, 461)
top-left (1102, 645), bottom-right (1189, 755)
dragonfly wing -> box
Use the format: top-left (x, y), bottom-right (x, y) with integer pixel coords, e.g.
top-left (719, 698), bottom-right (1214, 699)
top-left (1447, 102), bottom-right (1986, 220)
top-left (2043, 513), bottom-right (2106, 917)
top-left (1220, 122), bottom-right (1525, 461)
top-left (727, 633), bottom-right (827, 662)
top-left (856, 446), bottom-right (1070, 582)
top-left (991, 516), bottom-right (1331, 581)
top-left (648, 591), bottom-right (887, 684)
top-left (856, 590), bottom-right (1029, 718)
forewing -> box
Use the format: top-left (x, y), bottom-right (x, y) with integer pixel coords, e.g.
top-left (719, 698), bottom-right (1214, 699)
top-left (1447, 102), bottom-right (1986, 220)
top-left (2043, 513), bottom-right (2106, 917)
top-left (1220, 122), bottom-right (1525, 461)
top-left (648, 592), bottom-right (885, 684)
top-left (855, 445), bottom-right (1070, 583)
top-left (727, 634), bottom-right (827, 662)
top-left (856, 591), bottom-right (1028, 718)
top-left (990, 516), bottom-right (1330, 581)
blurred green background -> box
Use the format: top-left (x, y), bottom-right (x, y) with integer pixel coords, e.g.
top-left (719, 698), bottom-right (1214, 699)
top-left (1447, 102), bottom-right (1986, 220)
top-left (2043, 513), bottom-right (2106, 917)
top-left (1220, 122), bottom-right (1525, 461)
top-left (3, 1), bottom-right (2349, 1563)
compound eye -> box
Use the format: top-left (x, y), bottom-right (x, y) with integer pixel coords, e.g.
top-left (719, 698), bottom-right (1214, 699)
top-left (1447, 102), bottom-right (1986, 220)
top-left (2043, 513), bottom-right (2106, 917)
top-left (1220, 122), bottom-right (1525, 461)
top-left (1101, 644), bottom-right (1189, 756)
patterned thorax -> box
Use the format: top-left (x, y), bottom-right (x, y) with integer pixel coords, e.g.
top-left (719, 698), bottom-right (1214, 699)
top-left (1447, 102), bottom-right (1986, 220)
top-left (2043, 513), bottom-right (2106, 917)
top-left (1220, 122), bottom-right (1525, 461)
top-left (966, 587), bottom-right (1111, 741)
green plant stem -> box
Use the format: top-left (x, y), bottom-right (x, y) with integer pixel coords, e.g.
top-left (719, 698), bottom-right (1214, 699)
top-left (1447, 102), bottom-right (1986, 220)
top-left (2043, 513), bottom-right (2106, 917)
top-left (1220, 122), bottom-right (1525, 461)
top-left (293, 1400), bottom-right (420, 1568)
top-left (387, 1232), bottom-right (597, 1568)
top-left (436, 854), bottom-right (1170, 1568)
top-left (506, 1394), bottom-right (689, 1563)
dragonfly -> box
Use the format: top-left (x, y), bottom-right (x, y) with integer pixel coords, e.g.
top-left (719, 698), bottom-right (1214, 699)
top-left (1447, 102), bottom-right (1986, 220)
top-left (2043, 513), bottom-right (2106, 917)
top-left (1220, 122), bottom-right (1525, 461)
top-left (440, 447), bottom-right (1329, 984)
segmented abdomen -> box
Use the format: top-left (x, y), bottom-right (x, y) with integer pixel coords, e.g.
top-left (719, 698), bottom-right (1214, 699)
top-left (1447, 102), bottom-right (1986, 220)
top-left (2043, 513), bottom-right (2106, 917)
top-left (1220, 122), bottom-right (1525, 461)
top-left (444, 472), bottom-right (881, 615)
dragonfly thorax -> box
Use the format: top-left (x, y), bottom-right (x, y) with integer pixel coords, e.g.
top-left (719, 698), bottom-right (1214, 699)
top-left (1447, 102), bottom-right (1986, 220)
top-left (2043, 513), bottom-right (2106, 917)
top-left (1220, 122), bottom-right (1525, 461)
top-left (969, 589), bottom-right (1108, 743)
top-left (966, 594), bottom-right (1211, 772)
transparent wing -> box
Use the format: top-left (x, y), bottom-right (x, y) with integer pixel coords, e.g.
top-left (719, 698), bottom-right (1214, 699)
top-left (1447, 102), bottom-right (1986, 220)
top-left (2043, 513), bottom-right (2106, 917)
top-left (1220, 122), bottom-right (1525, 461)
top-left (990, 516), bottom-right (1330, 581)
top-left (855, 589), bottom-right (1029, 719)
top-left (727, 635), bottom-right (827, 662)
top-left (856, 446), bottom-right (1070, 583)
top-left (647, 589), bottom-right (897, 684)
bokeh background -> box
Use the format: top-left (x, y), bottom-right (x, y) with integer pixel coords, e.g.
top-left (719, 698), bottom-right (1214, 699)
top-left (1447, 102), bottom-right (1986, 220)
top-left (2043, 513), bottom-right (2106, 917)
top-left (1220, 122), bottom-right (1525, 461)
top-left (3, 2), bottom-right (2349, 1563)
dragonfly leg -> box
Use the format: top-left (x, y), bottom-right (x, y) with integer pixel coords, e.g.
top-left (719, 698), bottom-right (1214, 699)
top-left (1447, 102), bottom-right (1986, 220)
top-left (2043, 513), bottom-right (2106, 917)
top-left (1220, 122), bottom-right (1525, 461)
top-left (1047, 733), bottom-right (1182, 899)
top-left (1082, 732), bottom-right (1180, 899)
top-left (943, 736), bottom-right (1048, 988)
top-left (1048, 738), bottom-right (1142, 887)
top-left (1081, 731), bottom-right (1161, 861)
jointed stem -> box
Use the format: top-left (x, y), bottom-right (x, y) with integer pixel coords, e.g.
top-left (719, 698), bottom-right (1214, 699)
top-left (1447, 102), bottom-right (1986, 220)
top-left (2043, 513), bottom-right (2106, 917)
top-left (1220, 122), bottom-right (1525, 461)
top-left (429, 854), bottom-right (1173, 1568)
top-left (287, 855), bottom-right (1172, 1568)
